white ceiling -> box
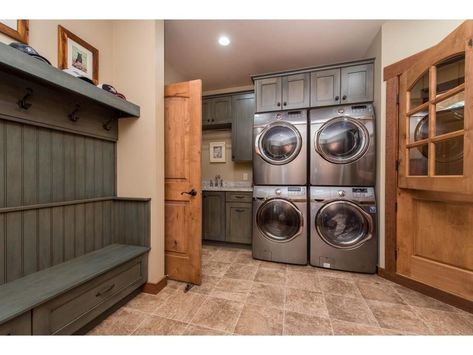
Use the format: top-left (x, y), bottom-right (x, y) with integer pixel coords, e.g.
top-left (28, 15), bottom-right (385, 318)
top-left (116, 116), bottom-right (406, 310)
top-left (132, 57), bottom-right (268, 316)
top-left (164, 20), bottom-right (385, 91)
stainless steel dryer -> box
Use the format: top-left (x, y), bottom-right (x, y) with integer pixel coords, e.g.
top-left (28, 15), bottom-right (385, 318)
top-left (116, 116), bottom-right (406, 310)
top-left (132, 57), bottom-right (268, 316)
top-left (310, 186), bottom-right (377, 273)
top-left (253, 185), bottom-right (307, 265)
top-left (253, 110), bottom-right (307, 185)
top-left (310, 104), bottom-right (375, 186)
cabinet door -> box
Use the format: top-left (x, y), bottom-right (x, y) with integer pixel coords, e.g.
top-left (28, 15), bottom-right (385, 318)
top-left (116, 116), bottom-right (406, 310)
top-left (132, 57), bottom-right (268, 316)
top-left (202, 98), bottom-right (213, 125)
top-left (213, 96), bottom-right (232, 124)
top-left (310, 68), bottom-right (341, 107)
top-left (340, 64), bottom-right (374, 104)
top-left (225, 202), bottom-right (252, 244)
top-left (255, 77), bottom-right (282, 113)
top-left (231, 92), bottom-right (255, 161)
top-left (202, 192), bottom-right (225, 241)
top-left (282, 73), bottom-right (310, 110)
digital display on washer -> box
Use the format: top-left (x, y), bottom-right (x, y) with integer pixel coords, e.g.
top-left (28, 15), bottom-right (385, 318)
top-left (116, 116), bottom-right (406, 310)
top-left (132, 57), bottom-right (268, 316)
top-left (288, 187), bottom-right (302, 192)
top-left (352, 188), bottom-right (368, 193)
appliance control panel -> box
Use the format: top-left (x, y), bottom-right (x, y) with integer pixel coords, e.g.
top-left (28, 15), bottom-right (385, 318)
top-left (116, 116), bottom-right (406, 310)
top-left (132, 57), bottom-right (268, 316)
top-left (254, 186), bottom-right (306, 199)
top-left (310, 187), bottom-right (375, 202)
top-left (254, 110), bottom-right (307, 125)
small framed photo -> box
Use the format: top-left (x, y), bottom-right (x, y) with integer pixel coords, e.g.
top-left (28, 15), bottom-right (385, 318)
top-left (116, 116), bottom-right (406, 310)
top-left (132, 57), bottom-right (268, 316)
top-left (0, 20), bottom-right (29, 44)
top-left (209, 142), bottom-right (226, 163)
top-left (58, 25), bottom-right (99, 84)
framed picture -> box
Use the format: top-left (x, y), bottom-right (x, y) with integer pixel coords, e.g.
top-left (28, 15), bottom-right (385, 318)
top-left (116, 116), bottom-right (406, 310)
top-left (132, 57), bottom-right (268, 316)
top-left (209, 142), bottom-right (226, 163)
top-left (58, 25), bottom-right (99, 84)
top-left (0, 20), bottom-right (29, 44)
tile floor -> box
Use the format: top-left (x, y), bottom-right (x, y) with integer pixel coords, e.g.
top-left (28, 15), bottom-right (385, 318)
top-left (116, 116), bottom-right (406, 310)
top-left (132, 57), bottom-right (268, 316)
top-left (88, 244), bottom-right (473, 336)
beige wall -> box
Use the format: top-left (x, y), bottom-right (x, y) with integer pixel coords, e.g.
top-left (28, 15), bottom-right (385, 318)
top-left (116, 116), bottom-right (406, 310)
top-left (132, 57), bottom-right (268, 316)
top-left (367, 20), bottom-right (464, 268)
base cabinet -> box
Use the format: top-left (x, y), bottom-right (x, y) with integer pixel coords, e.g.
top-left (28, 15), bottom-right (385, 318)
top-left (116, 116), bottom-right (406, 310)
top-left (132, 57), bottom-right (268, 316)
top-left (203, 191), bottom-right (252, 244)
top-left (0, 312), bottom-right (31, 335)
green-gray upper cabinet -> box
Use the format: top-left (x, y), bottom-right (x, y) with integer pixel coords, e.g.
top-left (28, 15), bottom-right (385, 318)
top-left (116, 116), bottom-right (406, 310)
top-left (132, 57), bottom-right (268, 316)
top-left (282, 73), bottom-right (310, 110)
top-left (202, 191), bottom-right (225, 241)
top-left (340, 63), bottom-right (374, 104)
top-left (202, 99), bottom-right (213, 125)
top-left (231, 93), bottom-right (255, 162)
top-left (310, 68), bottom-right (341, 107)
top-left (255, 77), bottom-right (282, 112)
top-left (225, 202), bottom-right (252, 245)
top-left (213, 96), bottom-right (232, 124)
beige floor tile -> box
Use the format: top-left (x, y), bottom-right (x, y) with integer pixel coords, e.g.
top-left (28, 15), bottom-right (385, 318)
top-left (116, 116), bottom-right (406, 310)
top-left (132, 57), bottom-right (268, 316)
top-left (356, 279), bottom-right (406, 305)
top-left (319, 276), bottom-right (362, 298)
top-left (189, 275), bottom-right (220, 295)
top-left (153, 291), bottom-right (206, 322)
top-left (202, 261), bottom-right (231, 277)
top-left (88, 307), bottom-right (147, 335)
top-left (254, 267), bottom-right (286, 285)
top-left (234, 250), bottom-right (261, 266)
top-left (367, 300), bottom-right (430, 334)
top-left (211, 248), bottom-right (240, 263)
top-left (331, 319), bottom-right (383, 335)
top-left (414, 307), bottom-right (473, 335)
top-left (132, 315), bottom-right (188, 335)
top-left (382, 328), bottom-right (419, 335)
top-left (258, 260), bottom-right (287, 271)
top-left (247, 282), bottom-right (285, 309)
top-left (124, 289), bottom-right (176, 313)
top-left (223, 263), bottom-right (258, 281)
top-left (286, 264), bottom-right (316, 274)
top-left (191, 297), bottom-right (244, 333)
top-left (391, 285), bottom-right (458, 312)
top-left (315, 267), bottom-right (354, 280)
top-left (210, 277), bottom-right (253, 302)
top-left (325, 294), bottom-right (378, 326)
top-left (285, 271), bottom-right (320, 292)
top-left (285, 288), bottom-right (328, 318)
top-left (283, 311), bottom-right (333, 335)
top-left (184, 324), bottom-right (228, 335)
top-left (234, 303), bottom-right (283, 335)
top-left (166, 279), bottom-right (187, 291)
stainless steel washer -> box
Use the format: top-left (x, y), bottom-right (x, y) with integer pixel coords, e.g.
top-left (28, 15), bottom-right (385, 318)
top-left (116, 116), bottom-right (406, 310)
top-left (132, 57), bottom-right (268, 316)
top-left (253, 186), bottom-right (307, 265)
top-left (253, 110), bottom-right (307, 185)
top-left (310, 104), bottom-right (375, 186)
top-left (310, 186), bottom-right (377, 273)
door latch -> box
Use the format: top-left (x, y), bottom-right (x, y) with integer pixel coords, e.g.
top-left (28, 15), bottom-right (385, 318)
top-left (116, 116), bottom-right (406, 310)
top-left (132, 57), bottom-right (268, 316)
top-left (181, 189), bottom-right (197, 197)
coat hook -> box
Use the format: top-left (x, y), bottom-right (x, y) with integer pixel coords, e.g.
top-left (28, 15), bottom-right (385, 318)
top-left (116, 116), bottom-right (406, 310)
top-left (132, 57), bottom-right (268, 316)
top-left (103, 118), bottom-right (114, 131)
top-left (17, 88), bottom-right (33, 110)
top-left (68, 104), bottom-right (80, 122)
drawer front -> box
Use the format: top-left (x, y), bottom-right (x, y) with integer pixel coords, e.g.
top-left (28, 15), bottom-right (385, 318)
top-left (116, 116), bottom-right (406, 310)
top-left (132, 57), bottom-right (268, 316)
top-left (225, 192), bottom-right (252, 203)
top-left (33, 256), bottom-right (146, 335)
top-left (0, 312), bottom-right (31, 335)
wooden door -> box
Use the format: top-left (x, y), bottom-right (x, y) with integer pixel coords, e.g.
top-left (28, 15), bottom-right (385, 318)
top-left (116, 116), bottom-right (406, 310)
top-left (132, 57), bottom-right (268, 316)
top-left (164, 80), bottom-right (202, 285)
top-left (213, 96), bottom-right (232, 124)
top-left (393, 22), bottom-right (473, 301)
top-left (341, 64), bottom-right (373, 104)
top-left (202, 191), bottom-right (225, 241)
top-left (282, 73), bottom-right (310, 110)
top-left (231, 92), bottom-right (255, 161)
top-left (255, 77), bottom-right (282, 112)
top-left (310, 68), bottom-right (341, 107)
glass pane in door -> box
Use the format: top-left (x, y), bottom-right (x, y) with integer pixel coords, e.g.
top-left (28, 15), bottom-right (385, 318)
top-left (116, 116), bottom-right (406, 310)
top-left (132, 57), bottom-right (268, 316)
top-left (409, 145), bottom-right (428, 176)
top-left (409, 110), bottom-right (429, 144)
top-left (435, 136), bottom-right (464, 175)
top-left (435, 91), bottom-right (464, 136)
top-left (436, 54), bottom-right (465, 95)
top-left (409, 71), bottom-right (429, 109)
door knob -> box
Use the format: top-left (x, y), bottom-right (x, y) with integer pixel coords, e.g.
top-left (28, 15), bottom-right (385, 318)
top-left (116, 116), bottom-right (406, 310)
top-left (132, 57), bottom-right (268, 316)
top-left (181, 189), bottom-right (197, 197)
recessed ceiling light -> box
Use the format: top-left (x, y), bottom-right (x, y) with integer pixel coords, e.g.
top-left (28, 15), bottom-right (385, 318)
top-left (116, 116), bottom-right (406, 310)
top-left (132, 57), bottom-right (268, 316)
top-left (218, 35), bottom-right (230, 46)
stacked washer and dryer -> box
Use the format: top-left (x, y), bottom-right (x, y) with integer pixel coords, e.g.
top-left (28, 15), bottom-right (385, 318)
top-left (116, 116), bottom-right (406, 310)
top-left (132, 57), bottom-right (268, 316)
top-left (252, 103), bottom-right (378, 273)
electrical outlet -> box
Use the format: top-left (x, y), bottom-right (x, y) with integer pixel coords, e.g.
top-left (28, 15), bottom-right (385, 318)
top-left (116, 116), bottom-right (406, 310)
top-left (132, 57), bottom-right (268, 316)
top-left (243, 173), bottom-right (248, 181)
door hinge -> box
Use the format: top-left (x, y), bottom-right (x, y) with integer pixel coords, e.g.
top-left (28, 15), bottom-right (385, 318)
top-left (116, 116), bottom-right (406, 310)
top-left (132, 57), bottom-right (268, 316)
top-left (396, 94), bottom-right (400, 105)
top-left (394, 248), bottom-right (398, 261)
top-left (395, 202), bottom-right (398, 213)
top-left (395, 159), bottom-right (400, 171)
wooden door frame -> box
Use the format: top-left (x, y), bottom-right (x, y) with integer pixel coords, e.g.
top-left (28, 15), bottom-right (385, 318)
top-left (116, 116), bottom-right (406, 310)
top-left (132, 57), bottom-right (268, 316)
top-left (381, 21), bottom-right (473, 313)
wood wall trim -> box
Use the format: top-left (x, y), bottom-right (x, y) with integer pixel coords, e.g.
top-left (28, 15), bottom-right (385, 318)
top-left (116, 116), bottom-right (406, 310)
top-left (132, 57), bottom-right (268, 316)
top-left (384, 77), bottom-right (399, 273)
top-left (0, 20), bottom-right (29, 44)
top-left (142, 276), bottom-right (167, 295)
top-left (378, 268), bottom-right (473, 313)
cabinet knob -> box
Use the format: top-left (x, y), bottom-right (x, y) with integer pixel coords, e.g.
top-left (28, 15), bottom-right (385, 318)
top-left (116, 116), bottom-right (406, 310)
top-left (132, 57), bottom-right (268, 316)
top-left (342, 95), bottom-right (347, 100)
top-left (283, 102), bottom-right (287, 106)
top-left (335, 96), bottom-right (340, 101)
top-left (277, 102), bottom-right (281, 107)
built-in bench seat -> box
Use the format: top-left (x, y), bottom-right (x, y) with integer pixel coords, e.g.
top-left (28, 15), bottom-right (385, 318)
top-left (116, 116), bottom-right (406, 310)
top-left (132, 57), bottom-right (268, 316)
top-left (0, 244), bottom-right (149, 335)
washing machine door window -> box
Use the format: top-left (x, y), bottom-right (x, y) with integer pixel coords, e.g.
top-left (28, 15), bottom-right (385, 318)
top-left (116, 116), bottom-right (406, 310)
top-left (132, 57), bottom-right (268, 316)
top-left (256, 198), bottom-right (303, 242)
top-left (256, 123), bottom-right (302, 165)
top-left (316, 201), bottom-right (373, 249)
top-left (315, 117), bottom-right (369, 164)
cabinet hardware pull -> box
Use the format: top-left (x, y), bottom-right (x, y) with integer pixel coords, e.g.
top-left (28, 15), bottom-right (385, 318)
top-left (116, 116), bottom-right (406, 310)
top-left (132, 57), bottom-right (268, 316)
top-left (96, 283), bottom-right (115, 297)
top-left (335, 96), bottom-right (340, 101)
top-left (181, 189), bottom-right (197, 197)
top-left (235, 209), bottom-right (245, 212)
top-left (342, 95), bottom-right (347, 100)
top-left (277, 102), bottom-right (281, 107)
top-left (68, 104), bottom-right (81, 122)
top-left (17, 88), bottom-right (33, 110)
top-left (283, 102), bottom-right (287, 106)
top-left (234, 195), bottom-right (245, 199)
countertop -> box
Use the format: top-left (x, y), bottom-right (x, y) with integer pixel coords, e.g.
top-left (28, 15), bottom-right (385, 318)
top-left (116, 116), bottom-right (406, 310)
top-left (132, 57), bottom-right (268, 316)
top-left (202, 181), bottom-right (253, 192)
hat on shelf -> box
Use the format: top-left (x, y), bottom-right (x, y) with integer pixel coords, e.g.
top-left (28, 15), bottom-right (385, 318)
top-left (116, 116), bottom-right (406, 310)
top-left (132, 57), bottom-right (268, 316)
top-left (62, 68), bottom-right (95, 85)
top-left (9, 42), bottom-right (51, 65)
top-left (97, 83), bottom-right (127, 100)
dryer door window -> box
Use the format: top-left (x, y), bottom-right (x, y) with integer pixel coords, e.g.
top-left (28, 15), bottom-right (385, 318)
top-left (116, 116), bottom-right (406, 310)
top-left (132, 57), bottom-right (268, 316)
top-left (257, 123), bottom-right (302, 165)
top-left (256, 198), bottom-right (303, 242)
top-left (316, 201), bottom-right (373, 249)
top-left (315, 117), bottom-right (369, 164)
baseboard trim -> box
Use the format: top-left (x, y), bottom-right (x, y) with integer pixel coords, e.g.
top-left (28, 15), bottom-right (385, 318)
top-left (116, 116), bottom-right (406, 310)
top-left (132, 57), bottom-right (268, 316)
top-left (377, 267), bottom-right (473, 313)
top-left (142, 276), bottom-right (167, 295)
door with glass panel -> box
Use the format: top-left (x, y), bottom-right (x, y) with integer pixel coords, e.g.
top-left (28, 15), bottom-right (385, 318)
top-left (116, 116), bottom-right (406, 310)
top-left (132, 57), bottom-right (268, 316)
top-left (396, 25), bottom-right (473, 300)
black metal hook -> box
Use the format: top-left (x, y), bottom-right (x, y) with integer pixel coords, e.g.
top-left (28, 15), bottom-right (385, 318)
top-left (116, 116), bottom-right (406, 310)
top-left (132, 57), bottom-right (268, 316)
top-left (103, 118), bottom-right (114, 131)
top-left (17, 88), bottom-right (33, 110)
top-left (68, 104), bottom-right (80, 122)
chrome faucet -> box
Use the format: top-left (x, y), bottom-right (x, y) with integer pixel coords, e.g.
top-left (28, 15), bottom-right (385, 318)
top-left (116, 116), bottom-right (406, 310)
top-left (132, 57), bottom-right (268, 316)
top-left (214, 175), bottom-right (222, 187)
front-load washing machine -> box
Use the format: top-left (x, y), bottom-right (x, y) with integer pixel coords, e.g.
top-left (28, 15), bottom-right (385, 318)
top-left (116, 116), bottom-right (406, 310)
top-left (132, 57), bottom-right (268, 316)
top-left (310, 104), bottom-right (375, 186)
top-left (253, 185), bottom-right (307, 265)
top-left (253, 110), bottom-right (307, 185)
top-left (310, 186), bottom-right (377, 273)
